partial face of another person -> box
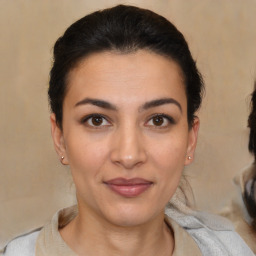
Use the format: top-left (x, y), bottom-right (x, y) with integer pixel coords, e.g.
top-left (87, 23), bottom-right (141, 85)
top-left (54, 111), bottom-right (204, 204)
top-left (51, 50), bottom-right (199, 227)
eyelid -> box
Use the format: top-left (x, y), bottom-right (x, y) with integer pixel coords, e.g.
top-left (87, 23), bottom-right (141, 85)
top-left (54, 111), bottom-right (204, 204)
top-left (81, 113), bottom-right (112, 127)
top-left (145, 113), bottom-right (176, 127)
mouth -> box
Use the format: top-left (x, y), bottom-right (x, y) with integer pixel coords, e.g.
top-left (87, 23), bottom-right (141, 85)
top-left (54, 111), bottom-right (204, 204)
top-left (104, 178), bottom-right (153, 198)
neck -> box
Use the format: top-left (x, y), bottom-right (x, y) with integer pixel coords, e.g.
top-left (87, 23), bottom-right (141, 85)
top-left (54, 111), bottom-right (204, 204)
top-left (60, 205), bottom-right (174, 256)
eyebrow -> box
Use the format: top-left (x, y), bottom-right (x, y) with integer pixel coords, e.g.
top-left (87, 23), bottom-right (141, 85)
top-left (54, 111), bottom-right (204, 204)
top-left (140, 98), bottom-right (182, 112)
top-left (75, 97), bottom-right (182, 112)
top-left (75, 98), bottom-right (117, 110)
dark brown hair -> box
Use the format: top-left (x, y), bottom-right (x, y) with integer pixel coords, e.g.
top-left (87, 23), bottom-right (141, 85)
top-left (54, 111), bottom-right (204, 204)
top-left (48, 5), bottom-right (204, 129)
top-left (244, 80), bottom-right (256, 229)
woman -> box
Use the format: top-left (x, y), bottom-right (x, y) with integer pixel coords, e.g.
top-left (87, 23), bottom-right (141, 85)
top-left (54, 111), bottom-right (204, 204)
top-left (221, 81), bottom-right (256, 253)
top-left (3, 5), bottom-right (254, 256)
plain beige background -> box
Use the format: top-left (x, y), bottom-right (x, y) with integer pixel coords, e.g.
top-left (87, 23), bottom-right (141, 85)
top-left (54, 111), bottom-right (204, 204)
top-left (1, 0), bottom-right (256, 248)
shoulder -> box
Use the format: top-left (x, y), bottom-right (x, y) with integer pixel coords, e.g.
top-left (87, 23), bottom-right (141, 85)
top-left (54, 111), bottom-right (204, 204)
top-left (165, 203), bottom-right (255, 256)
top-left (3, 230), bottom-right (40, 256)
top-left (184, 212), bottom-right (255, 256)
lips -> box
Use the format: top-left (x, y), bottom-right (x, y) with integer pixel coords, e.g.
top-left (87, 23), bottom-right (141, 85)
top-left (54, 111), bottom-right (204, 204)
top-left (104, 178), bottom-right (153, 197)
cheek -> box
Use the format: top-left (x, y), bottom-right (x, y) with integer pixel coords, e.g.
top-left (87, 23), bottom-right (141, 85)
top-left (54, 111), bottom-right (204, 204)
top-left (148, 133), bottom-right (188, 198)
top-left (150, 133), bottom-right (188, 171)
top-left (65, 134), bottom-right (109, 180)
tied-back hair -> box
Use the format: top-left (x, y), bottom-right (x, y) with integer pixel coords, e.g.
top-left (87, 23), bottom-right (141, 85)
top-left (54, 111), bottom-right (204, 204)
top-left (48, 5), bottom-right (204, 208)
top-left (48, 5), bottom-right (204, 130)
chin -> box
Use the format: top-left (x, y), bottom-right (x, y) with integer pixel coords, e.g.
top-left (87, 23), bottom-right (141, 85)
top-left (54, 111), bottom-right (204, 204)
top-left (100, 203), bottom-right (159, 227)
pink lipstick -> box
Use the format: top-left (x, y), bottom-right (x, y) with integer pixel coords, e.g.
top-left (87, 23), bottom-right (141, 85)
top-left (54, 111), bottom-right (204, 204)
top-left (104, 178), bottom-right (153, 197)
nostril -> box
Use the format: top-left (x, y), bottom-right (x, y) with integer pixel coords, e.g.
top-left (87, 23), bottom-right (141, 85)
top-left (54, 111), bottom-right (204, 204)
top-left (111, 150), bottom-right (147, 169)
top-left (110, 129), bottom-right (147, 169)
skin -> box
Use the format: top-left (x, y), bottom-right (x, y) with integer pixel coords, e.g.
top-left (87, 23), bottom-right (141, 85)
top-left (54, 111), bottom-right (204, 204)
top-left (51, 50), bottom-right (199, 256)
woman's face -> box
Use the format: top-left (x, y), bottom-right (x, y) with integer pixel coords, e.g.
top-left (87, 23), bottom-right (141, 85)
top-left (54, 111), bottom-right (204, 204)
top-left (51, 50), bottom-right (199, 227)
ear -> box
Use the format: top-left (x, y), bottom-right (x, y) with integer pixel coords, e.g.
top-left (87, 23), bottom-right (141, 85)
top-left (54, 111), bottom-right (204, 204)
top-left (50, 113), bottom-right (69, 165)
top-left (184, 117), bottom-right (200, 166)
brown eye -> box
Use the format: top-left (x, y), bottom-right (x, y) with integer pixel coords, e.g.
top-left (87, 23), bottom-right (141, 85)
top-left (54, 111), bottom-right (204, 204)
top-left (83, 114), bottom-right (110, 127)
top-left (152, 116), bottom-right (164, 126)
top-left (145, 114), bottom-right (174, 128)
top-left (91, 116), bottom-right (103, 126)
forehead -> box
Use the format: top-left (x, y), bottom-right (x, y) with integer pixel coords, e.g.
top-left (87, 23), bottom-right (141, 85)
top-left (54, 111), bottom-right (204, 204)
top-left (65, 50), bottom-right (187, 108)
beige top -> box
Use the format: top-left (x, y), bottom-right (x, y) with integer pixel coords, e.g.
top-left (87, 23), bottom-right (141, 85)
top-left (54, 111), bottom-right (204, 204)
top-left (35, 205), bottom-right (201, 256)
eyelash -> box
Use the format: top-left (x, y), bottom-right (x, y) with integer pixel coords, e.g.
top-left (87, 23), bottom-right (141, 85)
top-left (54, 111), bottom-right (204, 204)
top-left (81, 114), bottom-right (111, 128)
top-left (146, 114), bottom-right (175, 128)
top-left (81, 113), bottom-right (175, 128)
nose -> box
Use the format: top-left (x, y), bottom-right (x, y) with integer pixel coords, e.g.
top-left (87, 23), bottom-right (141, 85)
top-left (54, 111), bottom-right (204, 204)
top-left (110, 124), bottom-right (147, 169)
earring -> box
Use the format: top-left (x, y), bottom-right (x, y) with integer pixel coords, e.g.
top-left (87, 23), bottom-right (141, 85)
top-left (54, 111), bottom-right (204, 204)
top-left (188, 156), bottom-right (192, 160)
top-left (60, 156), bottom-right (64, 163)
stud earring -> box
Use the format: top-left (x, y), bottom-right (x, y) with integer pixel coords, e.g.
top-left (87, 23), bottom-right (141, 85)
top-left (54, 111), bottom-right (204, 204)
top-left (60, 156), bottom-right (64, 163)
top-left (188, 156), bottom-right (192, 160)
